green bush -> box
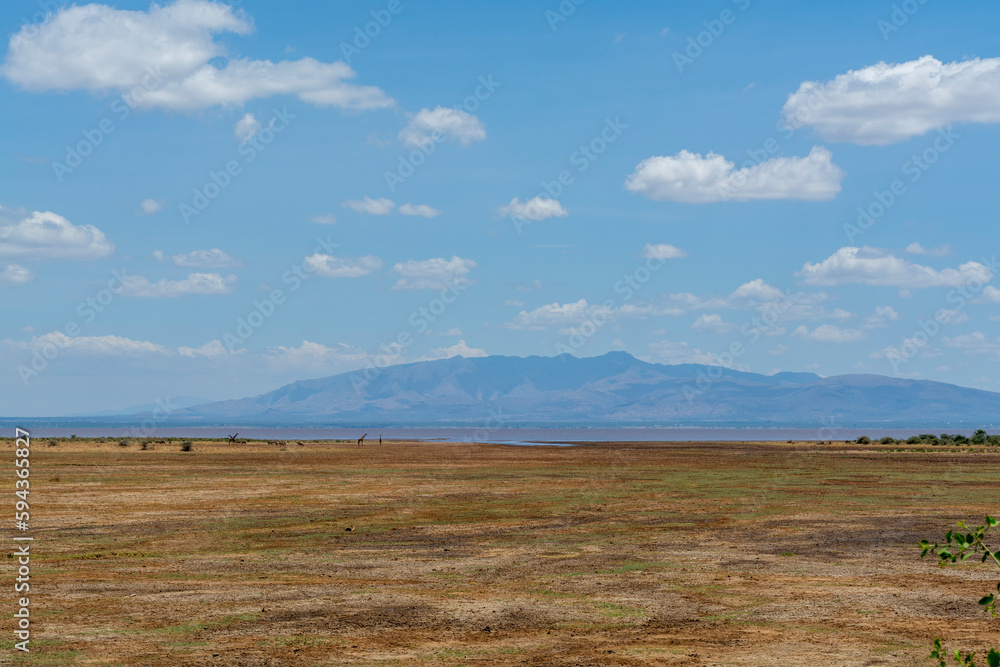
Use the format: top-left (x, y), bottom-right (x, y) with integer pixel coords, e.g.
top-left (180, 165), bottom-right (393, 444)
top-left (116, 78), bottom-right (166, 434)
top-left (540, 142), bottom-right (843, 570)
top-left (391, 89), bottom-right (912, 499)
top-left (856, 436), bottom-right (871, 445)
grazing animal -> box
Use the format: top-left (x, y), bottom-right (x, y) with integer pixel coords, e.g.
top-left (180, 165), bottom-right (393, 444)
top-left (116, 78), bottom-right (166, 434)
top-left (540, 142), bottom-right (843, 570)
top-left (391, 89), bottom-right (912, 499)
top-left (379, 434), bottom-right (382, 445)
top-left (227, 433), bottom-right (238, 444)
top-left (357, 433), bottom-right (368, 447)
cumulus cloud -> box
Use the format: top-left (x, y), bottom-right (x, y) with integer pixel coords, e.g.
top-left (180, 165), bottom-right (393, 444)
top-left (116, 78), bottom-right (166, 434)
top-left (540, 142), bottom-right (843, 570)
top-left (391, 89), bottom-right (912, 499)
top-left (640, 243), bottom-right (687, 260)
top-left (906, 242), bottom-right (951, 257)
top-left (303, 254), bottom-right (382, 278)
top-left (791, 324), bottom-right (866, 343)
top-left (691, 314), bottom-right (733, 333)
top-left (398, 107), bottom-right (485, 148)
top-left (0, 264), bottom-right (34, 285)
top-left (798, 246), bottom-right (993, 288)
top-left (265, 340), bottom-right (371, 371)
top-left (862, 305), bottom-right (901, 329)
top-left (420, 340), bottom-right (488, 361)
top-left (171, 248), bottom-right (240, 268)
top-left (2, 1), bottom-right (393, 112)
top-left (497, 196), bottom-right (568, 221)
top-left (399, 203), bottom-right (442, 218)
top-left (138, 198), bottom-right (166, 215)
top-left (643, 340), bottom-right (721, 366)
top-left (505, 299), bottom-right (609, 331)
top-left (343, 197), bottom-right (395, 215)
top-left (115, 272), bottom-right (236, 297)
top-left (624, 146), bottom-right (844, 203)
top-left (782, 56), bottom-right (1000, 145)
top-left (945, 332), bottom-right (1000, 361)
top-left (26, 331), bottom-right (170, 356)
top-left (979, 286), bottom-right (1000, 304)
top-left (392, 256), bottom-right (476, 290)
top-left (234, 112), bottom-right (260, 141)
top-left (178, 339), bottom-right (236, 358)
top-left (0, 208), bottom-right (114, 260)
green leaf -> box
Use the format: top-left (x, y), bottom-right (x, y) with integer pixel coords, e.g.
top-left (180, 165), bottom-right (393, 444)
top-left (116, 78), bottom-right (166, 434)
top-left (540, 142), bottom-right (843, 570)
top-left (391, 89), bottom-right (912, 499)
top-left (986, 648), bottom-right (999, 667)
top-left (979, 594), bottom-right (995, 606)
top-left (988, 515), bottom-right (998, 527)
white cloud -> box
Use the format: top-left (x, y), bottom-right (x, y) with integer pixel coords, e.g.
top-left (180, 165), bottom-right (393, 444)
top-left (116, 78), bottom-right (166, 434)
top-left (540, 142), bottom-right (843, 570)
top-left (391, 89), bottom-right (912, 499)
top-left (0, 264), bottom-right (33, 285)
top-left (906, 242), bottom-right (951, 257)
top-left (234, 113), bottom-right (261, 141)
top-left (310, 213), bottom-right (337, 224)
top-left (691, 314), bottom-right (733, 333)
top-left (171, 248), bottom-right (240, 268)
top-left (343, 197), bottom-right (395, 215)
top-left (798, 246), bottom-right (993, 288)
top-left (152, 250), bottom-right (165, 261)
top-left (115, 272), bottom-right (236, 297)
top-left (138, 198), bottom-right (166, 215)
top-left (391, 256), bottom-right (476, 291)
top-left (640, 243), bottom-right (687, 260)
top-left (643, 340), bottom-right (722, 366)
top-left (945, 332), bottom-right (1000, 361)
top-left (421, 340), bottom-right (488, 361)
top-left (303, 254), bottom-right (382, 278)
top-left (505, 299), bottom-right (608, 331)
top-left (782, 56), bottom-right (1000, 145)
top-left (438, 327), bottom-right (463, 336)
top-left (27, 331), bottom-right (170, 356)
top-left (624, 146), bottom-right (843, 203)
top-left (979, 286), bottom-right (1000, 304)
top-left (791, 324), bottom-right (866, 343)
top-left (2, 1), bottom-right (393, 112)
top-left (178, 339), bottom-right (237, 358)
top-left (768, 344), bottom-right (789, 356)
top-left (503, 299), bottom-right (525, 308)
top-left (0, 209), bottom-right (114, 260)
top-left (265, 340), bottom-right (371, 371)
top-left (399, 107), bottom-right (485, 148)
top-left (399, 203), bottom-right (442, 218)
top-left (862, 305), bottom-right (901, 329)
top-left (498, 196), bottom-right (568, 221)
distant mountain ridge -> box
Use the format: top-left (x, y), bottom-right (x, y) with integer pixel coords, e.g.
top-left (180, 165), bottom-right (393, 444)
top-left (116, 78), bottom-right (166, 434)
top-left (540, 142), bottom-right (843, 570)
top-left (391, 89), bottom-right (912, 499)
top-left (170, 352), bottom-right (1000, 427)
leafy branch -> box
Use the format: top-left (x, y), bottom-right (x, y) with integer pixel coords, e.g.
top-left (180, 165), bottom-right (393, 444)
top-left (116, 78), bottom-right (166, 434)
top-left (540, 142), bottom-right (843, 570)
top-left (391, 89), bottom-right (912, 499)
top-left (920, 516), bottom-right (1000, 667)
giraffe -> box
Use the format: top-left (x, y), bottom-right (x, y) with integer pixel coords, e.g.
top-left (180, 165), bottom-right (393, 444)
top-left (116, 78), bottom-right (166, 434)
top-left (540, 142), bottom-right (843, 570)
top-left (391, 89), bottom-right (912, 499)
top-left (357, 433), bottom-right (368, 447)
top-left (227, 433), bottom-right (238, 444)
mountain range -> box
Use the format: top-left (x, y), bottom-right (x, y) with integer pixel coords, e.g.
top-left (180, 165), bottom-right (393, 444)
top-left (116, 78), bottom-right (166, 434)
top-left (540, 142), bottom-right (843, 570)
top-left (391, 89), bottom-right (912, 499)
top-left (165, 352), bottom-right (1000, 427)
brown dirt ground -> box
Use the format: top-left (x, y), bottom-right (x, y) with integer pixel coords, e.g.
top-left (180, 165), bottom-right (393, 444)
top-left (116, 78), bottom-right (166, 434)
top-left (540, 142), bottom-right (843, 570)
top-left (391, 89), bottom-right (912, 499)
top-left (3, 437), bottom-right (1000, 666)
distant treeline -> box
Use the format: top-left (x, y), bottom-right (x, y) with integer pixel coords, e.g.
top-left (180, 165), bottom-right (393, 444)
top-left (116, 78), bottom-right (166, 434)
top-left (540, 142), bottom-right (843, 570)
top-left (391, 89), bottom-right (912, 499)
top-left (855, 429), bottom-right (999, 446)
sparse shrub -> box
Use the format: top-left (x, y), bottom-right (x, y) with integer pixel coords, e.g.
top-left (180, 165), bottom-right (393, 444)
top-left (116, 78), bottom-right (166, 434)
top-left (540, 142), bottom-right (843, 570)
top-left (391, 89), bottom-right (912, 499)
top-left (972, 429), bottom-right (988, 445)
top-left (140, 441), bottom-right (153, 451)
top-left (907, 436), bottom-right (921, 444)
top-left (880, 436), bottom-right (896, 445)
top-left (118, 439), bottom-right (130, 448)
top-left (47, 439), bottom-right (58, 447)
top-left (180, 441), bottom-right (193, 452)
top-left (988, 435), bottom-right (1000, 447)
top-left (856, 436), bottom-right (871, 445)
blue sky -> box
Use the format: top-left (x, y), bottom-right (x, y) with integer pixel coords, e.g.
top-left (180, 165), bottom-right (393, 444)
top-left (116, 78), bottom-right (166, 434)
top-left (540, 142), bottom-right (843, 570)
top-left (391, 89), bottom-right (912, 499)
top-left (2, 0), bottom-right (1000, 415)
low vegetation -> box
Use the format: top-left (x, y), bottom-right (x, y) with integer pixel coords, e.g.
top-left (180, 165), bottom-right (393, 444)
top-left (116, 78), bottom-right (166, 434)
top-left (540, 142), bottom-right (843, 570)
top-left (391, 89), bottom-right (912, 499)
top-left (856, 430), bottom-right (1000, 447)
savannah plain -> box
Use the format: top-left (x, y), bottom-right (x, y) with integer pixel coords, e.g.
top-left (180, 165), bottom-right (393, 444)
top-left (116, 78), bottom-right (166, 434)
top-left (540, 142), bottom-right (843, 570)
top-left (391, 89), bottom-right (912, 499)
top-left (3, 437), bottom-right (1000, 666)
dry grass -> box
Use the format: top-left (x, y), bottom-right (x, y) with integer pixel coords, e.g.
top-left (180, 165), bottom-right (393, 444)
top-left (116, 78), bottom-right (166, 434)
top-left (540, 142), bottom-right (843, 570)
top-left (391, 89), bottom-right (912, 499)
top-left (4, 437), bottom-right (1000, 665)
